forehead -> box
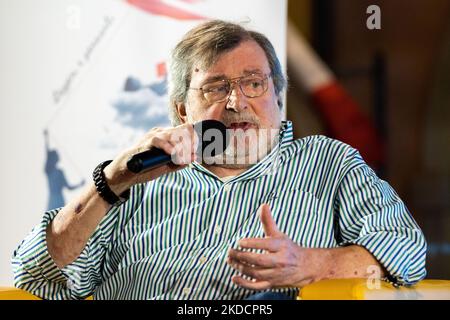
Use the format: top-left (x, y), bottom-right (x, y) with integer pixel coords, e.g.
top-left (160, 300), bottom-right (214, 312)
top-left (191, 40), bottom-right (271, 85)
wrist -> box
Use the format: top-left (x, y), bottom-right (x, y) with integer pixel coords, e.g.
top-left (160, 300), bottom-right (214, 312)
top-left (103, 165), bottom-right (129, 196)
top-left (316, 248), bottom-right (338, 281)
top-left (293, 247), bottom-right (336, 287)
top-left (93, 160), bottom-right (130, 206)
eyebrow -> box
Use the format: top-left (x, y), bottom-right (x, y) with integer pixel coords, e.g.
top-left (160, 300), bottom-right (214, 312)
top-left (200, 74), bottom-right (227, 85)
top-left (242, 68), bottom-right (265, 75)
top-left (199, 69), bottom-right (266, 87)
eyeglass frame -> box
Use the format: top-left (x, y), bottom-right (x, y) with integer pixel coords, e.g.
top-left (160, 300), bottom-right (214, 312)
top-left (188, 73), bottom-right (272, 104)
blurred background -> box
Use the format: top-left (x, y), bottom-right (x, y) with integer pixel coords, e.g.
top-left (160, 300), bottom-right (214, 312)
top-left (287, 0), bottom-right (450, 279)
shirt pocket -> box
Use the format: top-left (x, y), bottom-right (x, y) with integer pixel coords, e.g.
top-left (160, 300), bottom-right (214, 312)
top-left (267, 187), bottom-right (322, 247)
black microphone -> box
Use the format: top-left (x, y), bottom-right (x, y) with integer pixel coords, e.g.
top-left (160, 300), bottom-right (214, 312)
top-left (126, 120), bottom-right (228, 174)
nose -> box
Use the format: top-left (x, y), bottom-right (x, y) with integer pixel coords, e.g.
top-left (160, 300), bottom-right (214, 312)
top-left (225, 82), bottom-right (247, 112)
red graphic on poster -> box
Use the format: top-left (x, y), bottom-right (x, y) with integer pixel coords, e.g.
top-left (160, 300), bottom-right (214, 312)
top-left (127, 0), bottom-right (206, 20)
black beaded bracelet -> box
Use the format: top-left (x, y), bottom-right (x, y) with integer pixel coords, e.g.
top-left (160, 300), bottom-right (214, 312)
top-left (93, 160), bottom-right (130, 206)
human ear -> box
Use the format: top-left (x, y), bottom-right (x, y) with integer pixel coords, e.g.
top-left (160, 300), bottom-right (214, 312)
top-left (176, 102), bottom-right (188, 124)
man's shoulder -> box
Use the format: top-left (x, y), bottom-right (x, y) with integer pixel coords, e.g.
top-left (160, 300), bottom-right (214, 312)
top-left (286, 134), bottom-right (354, 157)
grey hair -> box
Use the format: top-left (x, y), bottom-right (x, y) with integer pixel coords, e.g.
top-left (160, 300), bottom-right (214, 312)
top-left (167, 19), bottom-right (287, 125)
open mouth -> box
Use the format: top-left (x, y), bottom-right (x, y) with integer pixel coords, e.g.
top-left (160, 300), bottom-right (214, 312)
top-left (227, 121), bottom-right (256, 131)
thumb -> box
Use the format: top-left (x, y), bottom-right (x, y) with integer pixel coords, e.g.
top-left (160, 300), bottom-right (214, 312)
top-left (259, 203), bottom-right (281, 237)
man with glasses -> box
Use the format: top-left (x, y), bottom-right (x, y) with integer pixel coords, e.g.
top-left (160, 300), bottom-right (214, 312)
top-left (12, 20), bottom-right (426, 300)
top-left (190, 73), bottom-right (272, 103)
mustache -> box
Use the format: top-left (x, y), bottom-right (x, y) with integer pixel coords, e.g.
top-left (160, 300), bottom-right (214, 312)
top-left (220, 113), bottom-right (260, 127)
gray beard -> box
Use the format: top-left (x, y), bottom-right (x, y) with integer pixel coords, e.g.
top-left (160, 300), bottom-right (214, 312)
top-left (201, 127), bottom-right (280, 169)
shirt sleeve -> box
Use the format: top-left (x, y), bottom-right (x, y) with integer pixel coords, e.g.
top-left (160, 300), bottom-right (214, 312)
top-left (11, 183), bottom-right (146, 300)
top-left (334, 147), bottom-right (427, 285)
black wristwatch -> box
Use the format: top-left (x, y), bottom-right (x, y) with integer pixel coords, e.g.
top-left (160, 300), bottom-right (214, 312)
top-left (93, 160), bottom-right (130, 206)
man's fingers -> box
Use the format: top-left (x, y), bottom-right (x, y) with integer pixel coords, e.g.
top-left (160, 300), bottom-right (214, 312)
top-left (231, 275), bottom-right (271, 291)
top-left (228, 248), bottom-right (277, 268)
top-left (138, 124), bottom-right (196, 166)
top-left (238, 237), bottom-right (282, 252)
top-left (259, 204), bottom-right (281, 237)
top-left (227, 258), bottom-right (276, 281)
top-left (145, 138), bottom-right (175, 157)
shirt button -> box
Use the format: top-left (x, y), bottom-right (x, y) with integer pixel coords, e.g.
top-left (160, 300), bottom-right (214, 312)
top-left (183, 287), bottom-right (191, 295)
top-left (214, 226), bottom-right (222, 234)
top-left (223, 184), bottom-right (232, 192)
top-left (199, 256), bottom-right (207, 264)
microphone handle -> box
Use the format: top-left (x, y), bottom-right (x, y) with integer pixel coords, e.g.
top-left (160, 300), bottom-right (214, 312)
top-left (126, 147), bottom-right (172, 173)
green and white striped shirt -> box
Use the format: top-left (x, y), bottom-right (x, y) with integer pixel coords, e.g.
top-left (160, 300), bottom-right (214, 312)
top-left (12, 121), bottom-right (426, 300)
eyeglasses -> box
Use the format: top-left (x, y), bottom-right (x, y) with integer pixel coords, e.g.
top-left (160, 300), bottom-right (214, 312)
top-left (189, 73), bottom-right (271, 104)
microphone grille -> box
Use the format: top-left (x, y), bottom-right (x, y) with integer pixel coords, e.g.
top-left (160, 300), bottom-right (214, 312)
top-left (193, 120), bottom-right (229, 157)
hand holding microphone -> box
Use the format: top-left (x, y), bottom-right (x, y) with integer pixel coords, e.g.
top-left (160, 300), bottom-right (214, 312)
top-left (103, 120), bottom-right (227, 196)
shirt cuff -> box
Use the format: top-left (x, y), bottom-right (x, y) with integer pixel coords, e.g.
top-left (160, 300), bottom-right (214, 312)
top-left (12, 208), bottom-right (68, 285)
top-left (341, 231), bottom-right (427, 286)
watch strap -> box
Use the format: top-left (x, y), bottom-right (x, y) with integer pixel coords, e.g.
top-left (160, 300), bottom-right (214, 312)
top-left (93, 160), bottom-right (130, 206)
